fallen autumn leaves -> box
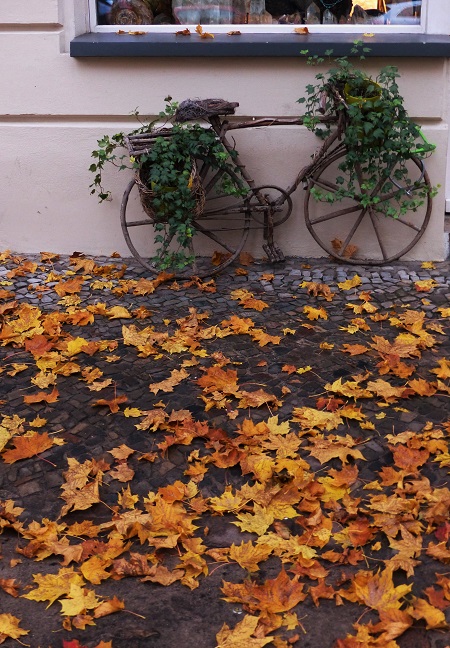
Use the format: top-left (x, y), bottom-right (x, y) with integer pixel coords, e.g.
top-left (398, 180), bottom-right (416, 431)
top-left (0, 249), bottom-right (449, 647)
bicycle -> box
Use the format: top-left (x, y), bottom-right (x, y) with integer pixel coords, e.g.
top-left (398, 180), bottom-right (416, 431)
top-left (120, 96), bottom-right (434, 278)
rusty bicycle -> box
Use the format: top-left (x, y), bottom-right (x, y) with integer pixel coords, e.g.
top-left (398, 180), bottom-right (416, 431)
top-left (120, 96), bottom-right (434, 278)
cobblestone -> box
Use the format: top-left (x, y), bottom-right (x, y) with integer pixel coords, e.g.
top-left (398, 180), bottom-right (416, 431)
top-left (0, 253), bottom-right (449, 647)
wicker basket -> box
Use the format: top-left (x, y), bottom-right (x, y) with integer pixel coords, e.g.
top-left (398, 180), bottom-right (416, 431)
top-left (135, 160), bottom-right (206, 223)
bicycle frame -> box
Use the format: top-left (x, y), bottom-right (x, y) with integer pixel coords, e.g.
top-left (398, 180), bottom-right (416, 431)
top-left (206, 111), bottom-right (344, 261)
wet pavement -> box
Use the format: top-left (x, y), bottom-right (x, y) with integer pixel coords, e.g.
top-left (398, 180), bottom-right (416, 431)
top-left (0, 252), bottom-right (449, 648)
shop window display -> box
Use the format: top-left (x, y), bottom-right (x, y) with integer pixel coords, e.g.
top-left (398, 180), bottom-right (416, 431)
top-left (95, 0), bottom-right (421, 26)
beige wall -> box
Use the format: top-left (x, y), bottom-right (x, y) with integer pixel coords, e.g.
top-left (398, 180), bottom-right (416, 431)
top-left (0, 0), bottom-right (448, 260)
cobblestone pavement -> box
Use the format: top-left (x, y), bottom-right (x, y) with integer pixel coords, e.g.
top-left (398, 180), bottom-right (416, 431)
top-left (0, 253), bottom-right (449, 648)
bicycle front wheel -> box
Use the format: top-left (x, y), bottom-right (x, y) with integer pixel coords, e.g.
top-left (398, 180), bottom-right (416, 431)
top-left (304, 150), bottom-right (433, 265)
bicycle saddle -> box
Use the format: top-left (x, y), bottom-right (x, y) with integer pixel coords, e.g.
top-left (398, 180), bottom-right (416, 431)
top-left (175, 98), bottom-right (239, 122)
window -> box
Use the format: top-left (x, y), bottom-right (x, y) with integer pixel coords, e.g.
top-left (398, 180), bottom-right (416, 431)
top-left (91, 0), bottom-right (429, 31)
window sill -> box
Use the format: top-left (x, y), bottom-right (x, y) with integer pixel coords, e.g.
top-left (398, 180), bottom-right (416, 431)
top-left (70, 31), bottom-right (450, 57)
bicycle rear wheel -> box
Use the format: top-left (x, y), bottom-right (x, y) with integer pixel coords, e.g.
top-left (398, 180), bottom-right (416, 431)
top-left (304, 150), bottom-right (432, 265)
top-left (120, 163), bottom-right (250, 278)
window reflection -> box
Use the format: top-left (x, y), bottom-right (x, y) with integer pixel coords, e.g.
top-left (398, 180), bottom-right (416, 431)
top-left (96, 0), bottom-right (421, 26)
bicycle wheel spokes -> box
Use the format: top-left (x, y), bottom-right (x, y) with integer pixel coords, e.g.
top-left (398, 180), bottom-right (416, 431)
top-left (304, 151), bottom-right (432, 265)
top-left (120, 165), bottom-right (251, 278)
top-left (308, 203), bottom-right (362, 226)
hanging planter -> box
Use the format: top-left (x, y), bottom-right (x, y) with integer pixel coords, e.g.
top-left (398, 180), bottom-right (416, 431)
top-left (343, 79), bottom-right (382, 112)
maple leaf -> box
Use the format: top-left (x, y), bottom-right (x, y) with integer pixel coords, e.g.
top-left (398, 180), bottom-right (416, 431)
top-left (216, 614), bottom-right (274, 647)
top-left (222, 569), bottom-right (307, 614)
top-left (0, 613), bottom-right (29, 644)
top-left (0, 579), bottom-right (19, 597)
top-left (198, 366), bottom-right (240, 396)
top-left (53, 276), bottom-right (84, 297)
top-left (93, 394), bottom-right (128, 413)
top-left (306, 435), bottom-right (365, 465)
top-left (303, 305), bottom-right (327, 320)
top-left (370, 608), bottom-right (413, 641)
top-left (250, 329), bottom-right (281, 347)
top-left (109, 463), bottom-right (135, 482)
top-left (2, 431), bottom-right (58, 464)
top-left (59, 583), bottom-right (100, 617)
top-left (337, 275), bottom-right (362, 290)
top-left (23, 387), bottom-right (59, 404)
top-left (230, 288), bottom-right (268, 311)
top-left (325, 377), bottom-right (372, 399)
top-left (108, 444), bottom-right (135, 461)
top-left (430, 358), bottom-right (450, 379)
top-left (229, 541), bottom-right (273, 572)
top-left (23, 567), bottom-right (84, 607)
top-left (414, 279), bottom-right (437, 292)
top-left (391, 445), bottom-right (429, 472)
top-left (309, 578), bottom-right (335, 606)
top-left (60, 458), bottom-right (103, 517)
top-left (237, 389), bottom-right (281, 409)
top-left (149, 368), bottom-right (189, 395)
top-left (141, 564), bottom-right (184, 586)
top-left (300, 281), bottom-right (334, 301)
top-left (426, 541), bottom-right (450, 564)
top-left (292, 406), bottom-right (343, 431)
top-left (407, 597), bottom-right (448, 629)
top-left (232, 503), bottom-right (275, 535)
top-left (340, 567), bottom-right (412, 612)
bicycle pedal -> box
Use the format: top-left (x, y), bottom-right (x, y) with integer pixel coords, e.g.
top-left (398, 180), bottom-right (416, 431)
top-left (263, 243), bottom-right (285, 263)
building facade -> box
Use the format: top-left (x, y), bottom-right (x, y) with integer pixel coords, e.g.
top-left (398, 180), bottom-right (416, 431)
top-left (1, 0), bottom-right (449, 261)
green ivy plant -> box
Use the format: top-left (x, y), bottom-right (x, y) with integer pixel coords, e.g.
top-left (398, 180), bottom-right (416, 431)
top-left (298, 42), bottom-right (436, 218)
top-left (89, 99), bottom-right (244, 271)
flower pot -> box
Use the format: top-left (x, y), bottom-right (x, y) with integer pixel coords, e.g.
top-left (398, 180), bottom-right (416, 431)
top-left (343, 80), bottom-right (382, 112)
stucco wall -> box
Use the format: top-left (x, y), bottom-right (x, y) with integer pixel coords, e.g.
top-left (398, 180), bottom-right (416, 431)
top-left (0, 0), bottom-right (448, 260)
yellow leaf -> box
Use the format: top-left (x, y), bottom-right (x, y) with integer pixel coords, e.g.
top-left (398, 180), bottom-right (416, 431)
top-left (59, 583), bottom-right (100, 617)
top-left (0, 613), bottom-right (29, 643)
top-left (296, 365), bottom-right (312, 374)
top-left (216, 614), bottom-right (274, 648)
top-left (123, 407), bottom-right (143, 417)
top-left (303, 306), bottom-right (328, 320)
top-left (232, 504), bottom-right (274, 535)
top-left (106, 306), bottom-right (132, 319)
top-left (66, 337), bottom-right (89, 356)
top-left (407, 597), bottom-right (448, 629)
top-left (229, 541), bottom-right (272, 572)
top-left (23, 567), bottom-right (84, 607)
top-left (337, 275), bottom-right (362, 290)
top-left (414, 279), bottom-right (436, 292)
top-left (320, 342), bottom-right (334, 350)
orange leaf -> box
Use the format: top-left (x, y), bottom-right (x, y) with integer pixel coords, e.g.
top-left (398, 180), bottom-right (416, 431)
top-left (222, 569), bottom-right (307, 614)
top-left (23, 388), bottom-right (59, 404)
top-left (93, 395), bottom-right (128, 413)
top-left (0, 579), bottom-right (19, 597)
top-left (2, 432), bottom-right (55, 464)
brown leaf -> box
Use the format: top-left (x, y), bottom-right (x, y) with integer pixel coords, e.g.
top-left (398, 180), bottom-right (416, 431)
top-left (0, 579), bottom-right (19, 597)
